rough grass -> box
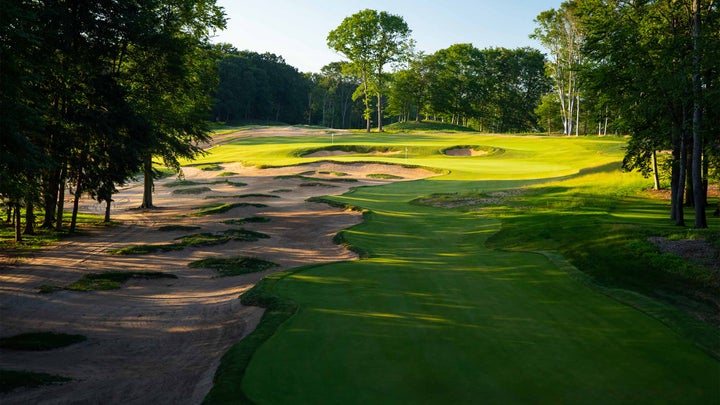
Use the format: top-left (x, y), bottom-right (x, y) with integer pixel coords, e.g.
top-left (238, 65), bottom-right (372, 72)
top-left (0, 332), bottom-right (86, 351)
top-left (366, 173), bottom-right (403, 179)
top-left (190, 202), bottom-right (267, 216)
top-left (188, 256), bottom-right (279, 277)
top-left (222, 217), bottom-right (271, 225)
top-left (172, 187), bottom-right (212, 195)
top-left (39, 271), bottom-right (178, 292)
top-left (0, 370), bottom-right (71, 393)
top-left (108, 229), bottom-right (270, 255)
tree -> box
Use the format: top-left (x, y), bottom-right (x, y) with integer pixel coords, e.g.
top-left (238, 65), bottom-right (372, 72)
top-left (532, 3), bottom-right (584, 136)
top-left (576, 0), bottom-right (719, 227)
top-left (327, 9), bottom-right (412, 132)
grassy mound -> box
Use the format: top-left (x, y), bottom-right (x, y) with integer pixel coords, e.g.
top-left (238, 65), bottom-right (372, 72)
top-left (108, 229), bottom-right (270, 255)
top-left (189, 256), bottom-right (279, 277)
top-left (384, 120), bottom-right (476, 132)
top-left (39, 271), bottom-right (177, 292)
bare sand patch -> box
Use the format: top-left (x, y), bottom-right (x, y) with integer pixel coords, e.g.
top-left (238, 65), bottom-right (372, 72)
top-left (0, 127), bottom-right (433, 404)
top-left (444, 148), bottom-right (488, 157)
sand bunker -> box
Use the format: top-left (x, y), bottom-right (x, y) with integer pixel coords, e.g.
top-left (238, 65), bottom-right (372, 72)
top-left (443, 148), bottom-right (488, 157)
top-left (0, 127), bottom-right (434, 404)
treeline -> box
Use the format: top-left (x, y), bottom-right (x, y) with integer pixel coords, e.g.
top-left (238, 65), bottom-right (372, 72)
top-left (1, 1), bottom-right (225, 241)
top-left (534, 0), bottom-right (719, 227)
top-left (211, 45), bottom-right (550, 133)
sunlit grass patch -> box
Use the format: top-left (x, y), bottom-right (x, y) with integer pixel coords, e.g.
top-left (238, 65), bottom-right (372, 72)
top-left (188, 256), bottom-right (279, 277)
top-left (190, 202), bottom-right (267, 216)
top-left (366, 173), bottom-right (403, 179)
top-left (0, 332), bottom-right (86, 351)
top-left (275, 174), bottom-right (358, 183)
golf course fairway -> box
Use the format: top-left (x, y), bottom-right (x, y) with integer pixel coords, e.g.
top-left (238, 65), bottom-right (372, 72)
top-left (201, 131), bottom-right (719, 404)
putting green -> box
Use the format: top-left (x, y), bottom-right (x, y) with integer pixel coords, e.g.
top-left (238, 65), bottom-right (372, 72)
top-left (200, 132), bottom-right (719, 404)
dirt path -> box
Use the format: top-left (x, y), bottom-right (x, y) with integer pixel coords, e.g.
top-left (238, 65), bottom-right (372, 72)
top-left (0, 127), bottom-right (434, 404)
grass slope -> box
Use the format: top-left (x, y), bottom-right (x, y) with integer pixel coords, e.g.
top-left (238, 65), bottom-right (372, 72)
top-left (203, 132), bottom-right (719, 404)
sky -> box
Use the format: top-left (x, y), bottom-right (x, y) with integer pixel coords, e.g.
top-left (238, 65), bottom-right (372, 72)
top-left (211, 0), bottom-right (565, 73)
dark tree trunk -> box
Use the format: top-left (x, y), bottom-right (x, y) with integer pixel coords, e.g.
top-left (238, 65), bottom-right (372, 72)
top-left (23, 200), bottom-right (34, 235)
top-left (674, 123), bottom-right (688, 226)
top-left (69, 173), bottom-right (83, 234)
top-left (14, 203), bottom-right (22, 242)
top-left (691, 0), bottom-right (707, 228)
top-left (41, 167), bottom-right (61, 228)
top-left (140, 156), bottom-right (154, 209)
top-left (56, 176), bottom-right (66, 231)
top-left (104, 198), bottom-right (112, 223)
top-left (685, 149), bottom-right (694, 207)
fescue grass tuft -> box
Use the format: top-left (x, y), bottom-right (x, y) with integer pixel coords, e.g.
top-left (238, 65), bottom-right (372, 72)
top-left (0, 332), bottom-right (86, 351)
top-left (0, 370), bottom-right (71, 393)
top-left (188, 256), bottom-right (279, 277)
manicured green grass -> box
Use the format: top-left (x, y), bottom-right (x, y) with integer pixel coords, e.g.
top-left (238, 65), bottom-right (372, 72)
top-left (0, 370), bottom-right (71, 393)
top-left (200, 131), bottom-right (718, 404)
top-left (0, 332), bottom-right (86, 351)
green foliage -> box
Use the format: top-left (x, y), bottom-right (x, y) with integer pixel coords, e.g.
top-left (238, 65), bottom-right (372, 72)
top-left (0, 370), bottom-right (71, 393)
top-left (0, 332), bottom-right (86, 351)
top-left (188, 256), bottom-right (279, 277)
top-left (384, 121), bottom-right (475, 132)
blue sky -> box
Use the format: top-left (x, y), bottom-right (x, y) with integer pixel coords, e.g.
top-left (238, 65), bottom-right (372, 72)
top-left (212, 0), bottom-right (564, 73)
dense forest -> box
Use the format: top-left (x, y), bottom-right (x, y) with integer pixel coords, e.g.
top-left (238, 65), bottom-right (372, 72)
top-left (1, 0), bottom-right (719, 242)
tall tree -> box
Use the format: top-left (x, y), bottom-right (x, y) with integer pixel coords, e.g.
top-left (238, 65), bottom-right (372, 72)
top-left (532, 3), bottom-right (584, 136)
top-left (327, 9), bottom-right (411, 132)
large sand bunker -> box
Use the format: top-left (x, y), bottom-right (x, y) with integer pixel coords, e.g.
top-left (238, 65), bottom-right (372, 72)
top-left (0, 127), bottom-right (434, 404)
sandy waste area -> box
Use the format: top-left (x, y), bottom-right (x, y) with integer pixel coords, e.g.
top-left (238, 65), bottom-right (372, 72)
top-left (0, 127), bottom-right (434, 404)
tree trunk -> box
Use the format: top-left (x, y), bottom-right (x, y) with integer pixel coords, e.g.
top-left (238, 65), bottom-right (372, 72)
top-left (377, 92), bottom-right (383, 132)
top-left (56, 175), bottom-right (66, 231)
top-left (23, 199), bottom-right (34, 235)
top-left (69, 173), bottom-right (83, 234)
top-left (675, 125), bottom-right (688, 226)
top-left (41, 167), bottom-right (61, 228)
top-left (141, 155), bottom-right (154, 209)
top-left (104, 198), bottom-right (112, 223)
top-left (691, 0), bottom-right (707, 228)
top-left (651, 150), bottom-right (660, 190)
top-left (14, 203), bottom-right (22, 242)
